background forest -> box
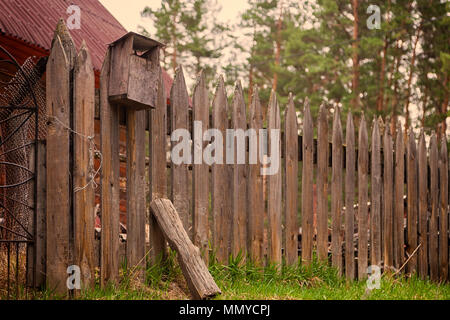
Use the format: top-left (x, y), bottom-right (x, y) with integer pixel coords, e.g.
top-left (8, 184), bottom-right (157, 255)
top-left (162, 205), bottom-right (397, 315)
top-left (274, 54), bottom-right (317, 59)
top-left (140, 0), bottom-right (449, 139)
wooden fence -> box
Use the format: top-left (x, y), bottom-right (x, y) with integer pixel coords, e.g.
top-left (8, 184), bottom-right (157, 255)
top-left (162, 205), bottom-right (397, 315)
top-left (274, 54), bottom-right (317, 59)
top-left (40, 23), bottom-right (449, 294)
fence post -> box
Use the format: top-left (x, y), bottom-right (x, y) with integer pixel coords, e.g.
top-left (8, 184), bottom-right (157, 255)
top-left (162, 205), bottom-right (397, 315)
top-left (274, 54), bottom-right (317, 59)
top-left (267, 91), bottom-right (282, 266)
top-left (383, 125), bottom-right (394, 270)
top-left (394, 123), bottom-right (405, 269)
top-left (230, 81), bottom-right (247, 260)
top-left (429, 133), bottom-right (439, 281)
top-left (149, 68), bottom-right (168, 264)
top-left (418, 130), bottom-right (427, 278)
top-left (370, 119), bottom-right (382, 267)
top-left (100, 48), bottom-right (120, 286)
top-left (301, 99), bottom-right (314, 266)
top-left (170, 67), bottom-right (190, 233)
top-left (358, 115), bottom-right (368, 279)
top-left (345, 112), bottom-right (355, 279)
top-left (439, 137), bottom-right (448, 281)
top-left (331, 108), bottom-right (343, 273)
top-left (211, 76), bottom-right (232, 264)
top-left (192, 71), bottom-right (210, 263)
top-left (284, 93), bottom-right (299, 265)
top-left (46, 26), bottom-right (73, 294)
top-left (73, 41), bottom-right (96, 289)
top-left (406, 130), bottom-right (418, 273)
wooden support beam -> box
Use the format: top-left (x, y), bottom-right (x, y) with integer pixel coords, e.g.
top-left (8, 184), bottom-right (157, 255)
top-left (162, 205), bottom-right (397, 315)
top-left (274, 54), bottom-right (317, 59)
top-left (150, 198), bottom-right (221, 300)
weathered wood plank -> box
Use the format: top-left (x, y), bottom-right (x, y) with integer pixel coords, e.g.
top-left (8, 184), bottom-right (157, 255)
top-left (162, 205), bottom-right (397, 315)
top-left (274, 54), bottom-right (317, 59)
top-left (439, 137), bottom-right (448, 281)
top-left (170, 67), bottom-right (190, 233)
top-left (126, 109), bottom-right (147, 280)
top-left (100, 48), bottom-right (120, 286)
top-left (267, 91), bottom-right (282, 265)
top-left (418, 130), bottom-right (427, 278)
top-left (284, 93), bottom-right (299, 265)
top-left (149, 68), bottom-right (168, 264)
top-left (211, 76), bottom-right (232, 264)
top-left (394, 123), bottom-right (405, 269)
top-left (429, 133), bottom-right (439, 281)
top-left (150, 198), bottom-right (221, 299)
top-left (192, 71), bottom-right (210, 263)
top-left (248, 87), bottom-right (264, 264)
top-left (331, 108), bottom-right (343, 273)
top-left (345, 112), bottom-right (355, 279)
top-left (371, 119), bottom-right (382, 267)
top-left (73, 42), bottom-right (95, 289)
top-left (383, 125), bottom-right (394, 270)
top-left (406, 130), bottom-right (418, 273)
top-left (358, 115), bottom-right (368, 279)
top-left (46, 35), bottom-right (71, 294)
top-left (316, 104), bottom-right (328, 262)
top-left (231, 81), bottom-right (247, 259)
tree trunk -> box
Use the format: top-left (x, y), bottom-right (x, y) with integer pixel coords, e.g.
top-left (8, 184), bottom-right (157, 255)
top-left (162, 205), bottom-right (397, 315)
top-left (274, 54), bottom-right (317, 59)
top-left (351, 0), bottom-right (360, 111)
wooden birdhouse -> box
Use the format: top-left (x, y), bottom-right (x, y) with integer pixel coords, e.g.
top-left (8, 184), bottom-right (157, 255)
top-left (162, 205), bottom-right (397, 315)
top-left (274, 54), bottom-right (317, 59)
top-left (108, 32), bottom-right (164, 110)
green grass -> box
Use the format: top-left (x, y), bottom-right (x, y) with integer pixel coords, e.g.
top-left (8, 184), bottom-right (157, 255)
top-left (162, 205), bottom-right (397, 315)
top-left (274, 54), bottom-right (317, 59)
top-left (5, 251), bottom-right (450, 300)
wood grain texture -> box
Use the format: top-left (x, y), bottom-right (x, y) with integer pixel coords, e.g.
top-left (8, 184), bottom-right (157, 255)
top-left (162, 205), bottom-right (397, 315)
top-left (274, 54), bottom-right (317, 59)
top-left (46, 34), bottom-right (71, 294)
top-left (439, 137), bottom-right (448, 281)
top-left (357, 115), bottom-right (368, 279)
top-left (170, 67), bottom-right (190, 233)
top-left (267, 91), bottom-right (282, 265)
top-left (345, 112), bottom-right (355, 279)
top-left (126, 109), bottom-right (146, 280)
top-left (150, 198), bottom-right (221, 300)
top-left (211, 76), bottom-right (232, 264)
top-left (247, 87), bottom-right (264, 264)
top-left (383, 125), bottom-right (394, 270)
top-left (149, 68), bottom-right (168, 264)
top-left (429, 133), bottom-right (439, 281)
top-left (418, 131), bottom-right (427, 278)
top-left (331, 108), bottom-right (343, 272)
top-left (316, 104), bottom-right (328, 262)
top-left (231, 81), bottom-right (247, 259)
top-left (192, 71), bottom-right (210, 263)
top-left (100, 48), bottom-right (120, 286)
top-left (73, 42), bottom-right (95, 289)
top-left (394, 123), bottom-right (405, 269)
top-left (406, 130), bottom-right (418, 273)
top-left (371, 119), bottom-right (382, 267)
top-left (284, 93), bottom-right (299, 265)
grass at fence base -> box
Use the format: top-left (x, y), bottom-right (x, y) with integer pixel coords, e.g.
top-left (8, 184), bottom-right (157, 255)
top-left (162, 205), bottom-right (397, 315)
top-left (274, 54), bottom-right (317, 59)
top-left (4, 250), bottom-right (450, 300)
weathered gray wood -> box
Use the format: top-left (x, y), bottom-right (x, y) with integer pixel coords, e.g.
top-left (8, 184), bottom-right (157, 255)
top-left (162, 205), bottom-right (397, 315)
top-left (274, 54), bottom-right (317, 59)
top-left (301, 99), bottom-right (314, 266)
top-left (418, 130), bottom-right (427, 278)
top-left (371, 119), bottom-right (382, 267)
top-left (211, 76), bottom-right (232, 264)
top-left (46, 34), bottom-right (71, 294)
top-left (150, 198), bottom-right (221, 299)
top-left (149, 68), bottom-right (168, 264)
top-left (231, 81), bottom-right (247, 259)
top-left (73, 42), bottom-right (95, 289)
top-left (406, 130), bottom-right (418, 273)
top-left (100, 48), bottom-right (120, 286)
top-left (331, 108), bottom-right (343, 273)
top-left (192, 71), bottom-right (210, 263)
top-left (429, 133), bottom-right (439, 281)
top-left (170, 67), bottom-right (190, 233)
top-left (394, 123), bottom-right (405, 269)
top-left (358, 115), bottom-right (368, 279)
top-left (126, 109), bottom-right (147, 280)
top-left (248, 87), bottom-right (264, 264)
top-left (345, 112), bottom-right (355, 279)
top-left (383, 125), bottom-right (394, 270)
top-left (284, 93), bottom-right (299, 265)
top-left (439, 137), bottom-right (448, 281)
top-left (317, 104), bottom-right (328, 262)
top-left (267, 91), bottom-right (282, 265)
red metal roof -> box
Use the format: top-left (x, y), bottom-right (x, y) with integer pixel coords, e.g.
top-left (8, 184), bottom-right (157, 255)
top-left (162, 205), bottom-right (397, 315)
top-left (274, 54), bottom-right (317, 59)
top-left (0, 0), bottom-right (173, 93)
